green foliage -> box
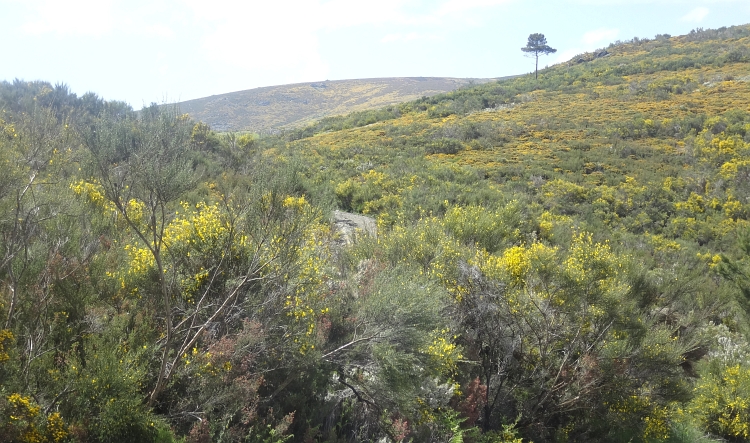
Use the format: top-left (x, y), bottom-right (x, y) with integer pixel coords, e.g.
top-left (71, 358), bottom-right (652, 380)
top-left (442, 203), bottom-right (523, 253)
top-left (323, 262), bottom-right (455, 426)
top-left (289, 105), bottom-right (404, 139)
top-left (683, 326), bottom-right (750, 441)
top-left (67, 337), bottom-right (161, 443)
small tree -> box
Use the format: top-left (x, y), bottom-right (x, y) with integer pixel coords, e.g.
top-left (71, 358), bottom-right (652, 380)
top-left (521, 33), bottom-right (557, 80)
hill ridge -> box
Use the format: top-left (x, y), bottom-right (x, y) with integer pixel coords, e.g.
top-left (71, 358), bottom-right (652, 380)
top-left (178, 76), bottom-right (502, 132)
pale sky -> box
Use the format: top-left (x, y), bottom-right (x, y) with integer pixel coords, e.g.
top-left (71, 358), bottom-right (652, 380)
top-left (2, 0), bottom-right (749, 108)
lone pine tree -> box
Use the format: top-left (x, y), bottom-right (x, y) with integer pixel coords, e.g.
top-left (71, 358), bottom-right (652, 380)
top-left (522, 33), bottom-right (557, 79)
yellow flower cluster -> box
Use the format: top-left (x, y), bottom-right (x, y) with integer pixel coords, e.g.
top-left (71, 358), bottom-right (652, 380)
top-left (604, 393), bottom-right (671, 441)
top-left (70, 179), bottom-right (112, 209)
top-left (45, 413), bottom-right (67, 443)
top-left (180, 346), bottom-right (230, 377)
top-left (4, 393), bottom-right (67, 442)
top-left (442, 203), bottom-right (522, 248)
top-left (181, 268), bottom-right (209, 303)
top-left (697, 252), bottom-right (723, 269)
top-left (642, 405), bottom-right (671, 441)
top-left (255, 201), bottom-right (329, 354)
top-left (117, 200), bottom-right (232, 300)
top-left (424, 328), bottom-right (463, 374)
top-left (380, 218), bottom-right (465, 296)
top-left (647, 234), bottom-right (681, 252)
top-left (165, 201), bottom-right (228, 247)
top-left (690, 363), bottom-right (750, 440)
top-left (0, 329), bottom-right (13, 362)
top-left (674, 192), bottom-right (705, 214)
top-left (125, 198), bottom-right (145, 224)
top-left (479, 242), bottom-right (557, 287)
top-left (564, 232), bottom-right (624, 290)
top-left (124, 243), bottom-right (155, 276)
top-left (282, 195), bottom-right (308, 210)
top-left (7, 393), bottom-right (40, 419)
top-left (285, 295), bottom-right (316, 322)
top-left (724, 197), bottom-right (744, 219)
top-left (697, 127), bottom-right (750, 169)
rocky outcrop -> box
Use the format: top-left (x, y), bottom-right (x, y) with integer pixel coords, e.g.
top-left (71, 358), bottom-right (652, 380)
top-left (332, 210), bottom-right (376, 246)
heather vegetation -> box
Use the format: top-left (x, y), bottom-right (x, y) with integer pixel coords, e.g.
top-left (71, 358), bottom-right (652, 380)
top-left (178, 78), bottom-right (496, 133)
top-left (2, 24), bottom-right (750, 443)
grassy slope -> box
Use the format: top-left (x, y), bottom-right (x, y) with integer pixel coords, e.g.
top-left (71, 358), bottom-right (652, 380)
top-left (279, 25), bottom-right (750, 255)
top-left (177, 77), bottom-right (499, 132)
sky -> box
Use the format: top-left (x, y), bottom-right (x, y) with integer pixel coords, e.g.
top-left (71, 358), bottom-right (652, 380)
top-left (2, 0), bottom-right (749, 108)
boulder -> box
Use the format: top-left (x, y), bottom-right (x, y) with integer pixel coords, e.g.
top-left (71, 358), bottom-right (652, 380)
top-left (332, 210), bottom-right (377, 246)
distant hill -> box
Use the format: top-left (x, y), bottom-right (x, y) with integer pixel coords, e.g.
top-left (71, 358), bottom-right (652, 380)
top-left (177, 77), bottom-right (500, 132)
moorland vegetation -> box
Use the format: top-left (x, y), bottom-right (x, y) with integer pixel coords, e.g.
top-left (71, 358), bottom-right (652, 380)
top-left (177, 77), bottom-right (497, 133)
top-left (2, 24), bottom-right (750, 443)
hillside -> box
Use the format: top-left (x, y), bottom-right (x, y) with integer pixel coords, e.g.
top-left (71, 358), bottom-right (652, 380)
top-left (177, 77), bottom-right (498, 132)
top-left (3, 24), bottom-right (750, 443)
top-left (263, 24), bottom-right (750, 440)
top-left (287, 26), bottom-right (750, 239)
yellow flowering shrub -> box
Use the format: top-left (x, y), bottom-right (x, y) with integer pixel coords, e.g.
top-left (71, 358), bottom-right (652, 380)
top-left (689, 362), bottom-right (750, 440)
top-left (0, 329), bottom-right (13, 363)
top-left (44, 413), bottom-right (66, 443)
top-left (165, 201), bottom-right (228, 249)
top-left (675, 192), bottom-right (706, 214)
top-left (724, 197), bottom-right (746, 219)
top-left (647, 233), bottom-right (681, 252)
top-left (111, 200), bottom-right (231, 302)
top-left (377, 217), bottom-right (466, 296)
top-left (250, 194), bottom-right (332, 353)
top-left (70, 179), bottom-right (111, 208)
top-left (536, 210), bottom-right (573, 240)
top-left (541, 179), bottom-right (587, 212)
top-left (477, 241), bottom-right (558, 287)
top-left (424, 328), bottom-right (463, 375)
top-left (563, 232), bottom-right (624, 289)
top-left (283, 226), bottom-right (332, 353)
top-left (1, 393), bottom-right (67, 443)
top-left (4, 393), bottom-right (43, 443)
top-left (70, 179), bottom-right (145, 226)
top-left (442, 202), bottom-right (522, 253)
top-left (335, 169), bottom-right (399, 213)
top-left (605, 394), bottom-right (673, 442)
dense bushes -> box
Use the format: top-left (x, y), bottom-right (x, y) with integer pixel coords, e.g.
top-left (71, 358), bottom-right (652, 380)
top-left (3, 23), bottom-right (750, 443)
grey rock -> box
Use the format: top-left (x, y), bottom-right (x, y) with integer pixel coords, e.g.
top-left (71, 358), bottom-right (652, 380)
top-left (332, 210), bottom-right (376, 246)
